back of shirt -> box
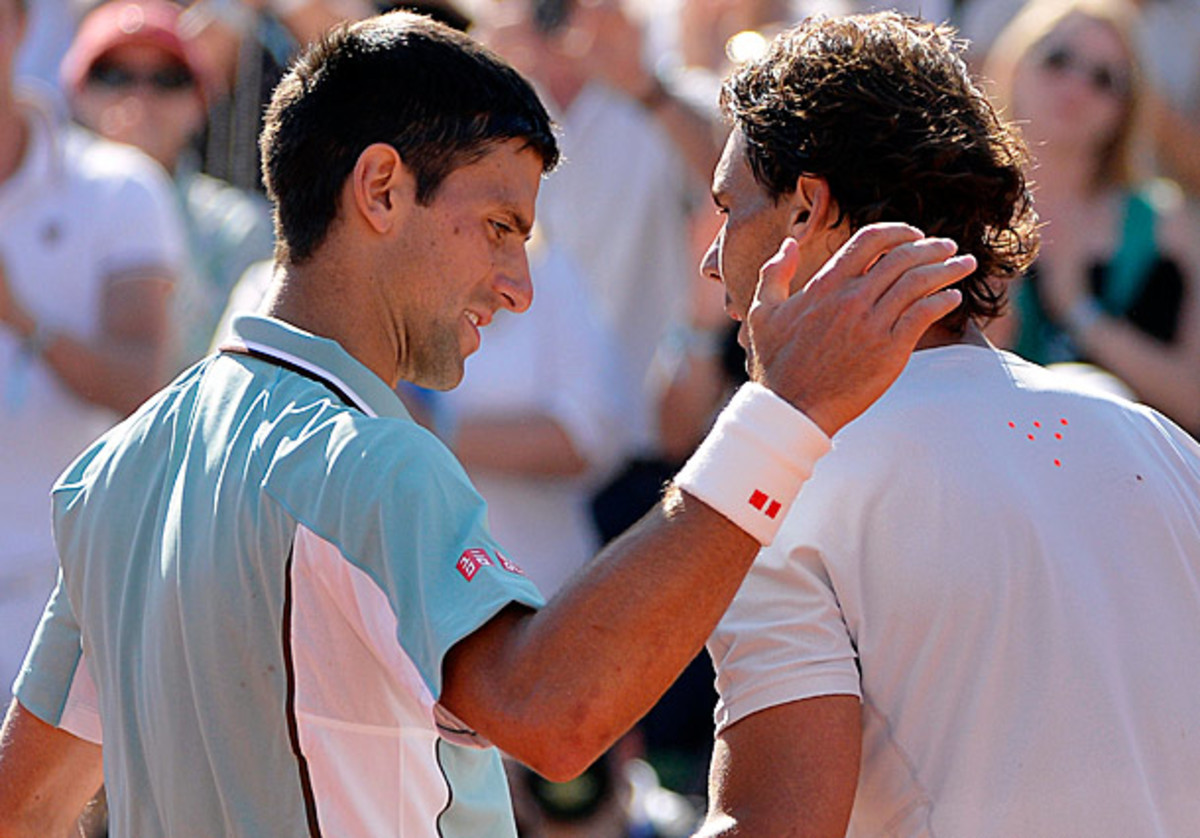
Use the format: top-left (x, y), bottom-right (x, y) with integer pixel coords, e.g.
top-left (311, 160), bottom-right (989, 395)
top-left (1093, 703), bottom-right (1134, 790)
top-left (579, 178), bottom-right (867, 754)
top-left (711, 346), bottom-right (1200, 836)
top-left (19, 317), bottom-right (544, 836)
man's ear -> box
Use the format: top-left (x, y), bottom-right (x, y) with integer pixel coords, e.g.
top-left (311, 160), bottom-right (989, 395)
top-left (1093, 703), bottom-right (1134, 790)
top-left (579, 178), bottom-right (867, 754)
top-left (786, 175), bottom-right (835, 243)
top-left (349, 143), bottom-right (414, 235)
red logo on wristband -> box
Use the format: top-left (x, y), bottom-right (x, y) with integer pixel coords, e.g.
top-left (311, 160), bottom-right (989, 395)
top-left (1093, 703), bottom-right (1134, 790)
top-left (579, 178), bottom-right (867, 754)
top-left (748, 489), bottom-right (782, 519)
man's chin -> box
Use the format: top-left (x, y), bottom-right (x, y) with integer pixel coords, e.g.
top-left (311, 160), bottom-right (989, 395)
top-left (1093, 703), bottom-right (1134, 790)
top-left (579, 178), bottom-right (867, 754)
top-left (421, 368), bottom-right (465, 392)
top-left (404, 356), bottom-right (466, 392)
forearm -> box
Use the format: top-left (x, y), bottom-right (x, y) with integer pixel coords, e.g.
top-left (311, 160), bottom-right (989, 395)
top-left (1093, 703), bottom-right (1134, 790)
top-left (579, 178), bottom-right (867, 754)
top-left (0, 700), bottom-right (103, 838)
top-left (441, 489), bottom-right (758, 780)
top-left (701, 697), bottom-right (862, 838)
top-left (454, 413), bottom-right (589, 477)
top-left (33, 329), bottom-right (167, 415)
top-left (2, 273), bottom-right (171, 415)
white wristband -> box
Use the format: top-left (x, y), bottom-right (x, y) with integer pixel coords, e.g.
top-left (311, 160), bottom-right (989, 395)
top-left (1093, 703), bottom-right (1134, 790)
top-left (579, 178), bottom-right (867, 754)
top-left (674, 382), bottom-right (831, 545)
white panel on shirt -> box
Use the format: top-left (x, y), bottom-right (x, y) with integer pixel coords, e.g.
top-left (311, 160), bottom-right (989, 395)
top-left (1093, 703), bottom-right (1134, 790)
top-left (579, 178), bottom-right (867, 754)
top-left (290, 525), bottom-right (448, 835)
top-left (59, 649), bottom-right (102, 745)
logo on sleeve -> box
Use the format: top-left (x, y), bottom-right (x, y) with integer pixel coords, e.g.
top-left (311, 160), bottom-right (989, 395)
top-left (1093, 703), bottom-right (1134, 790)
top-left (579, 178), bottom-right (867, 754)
top-left (495, 550), bottom-right (525, 576)
top-left (457, 548), bottom-right (494, 581)
top-left (457, 547), bottom-right (526, 581)
top-left (748, 489), bottom-right (782, 519)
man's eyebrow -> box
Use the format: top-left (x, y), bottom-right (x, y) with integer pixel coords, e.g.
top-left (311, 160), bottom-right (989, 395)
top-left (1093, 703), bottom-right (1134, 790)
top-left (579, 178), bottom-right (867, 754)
top-left (503, 203), bottom-right (534, 237)
top-left (513, 212), bottom-right (534, 237)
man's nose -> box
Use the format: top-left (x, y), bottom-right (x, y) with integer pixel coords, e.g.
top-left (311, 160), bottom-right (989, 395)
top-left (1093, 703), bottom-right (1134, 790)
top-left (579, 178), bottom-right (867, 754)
top-left (699, 231), bottom-right (722, 284)
top-left (495, 253), bottom-right (533, 313)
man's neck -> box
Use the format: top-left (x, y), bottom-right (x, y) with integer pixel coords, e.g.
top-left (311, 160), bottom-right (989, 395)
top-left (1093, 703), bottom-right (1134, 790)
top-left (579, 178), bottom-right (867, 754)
top-left (915, 319), bottom-right (989, 351)
top-left (263, 257), bottom-right (402, 388)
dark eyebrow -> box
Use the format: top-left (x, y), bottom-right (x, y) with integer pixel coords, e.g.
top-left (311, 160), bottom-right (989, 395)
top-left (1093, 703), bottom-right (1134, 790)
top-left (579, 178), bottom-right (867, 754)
top-left (500, 203), bottom-right (533, 238)
top-left (512, 211), bottom-right (533, 238)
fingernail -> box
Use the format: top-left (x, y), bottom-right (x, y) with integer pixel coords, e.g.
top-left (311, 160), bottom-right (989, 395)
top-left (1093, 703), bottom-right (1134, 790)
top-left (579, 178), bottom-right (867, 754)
top-left (948, 254), bottom-right (976, 267)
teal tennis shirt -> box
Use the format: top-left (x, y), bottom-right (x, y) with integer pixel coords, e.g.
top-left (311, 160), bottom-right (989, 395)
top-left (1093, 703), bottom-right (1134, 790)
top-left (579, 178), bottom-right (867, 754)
top-left (16, 315), bottom-right (546, 836)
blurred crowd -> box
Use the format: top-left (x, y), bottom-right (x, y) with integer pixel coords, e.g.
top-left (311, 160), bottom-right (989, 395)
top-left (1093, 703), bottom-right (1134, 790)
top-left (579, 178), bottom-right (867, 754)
top-left (3, 0), bottom-right (1199, 834)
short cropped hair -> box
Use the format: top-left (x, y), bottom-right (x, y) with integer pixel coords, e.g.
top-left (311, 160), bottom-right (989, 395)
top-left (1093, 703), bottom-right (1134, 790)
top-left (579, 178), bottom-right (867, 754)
top-left (260, 11), bottom-right (559, 264)
top-left (721, 12), bottom-right (1038, 329)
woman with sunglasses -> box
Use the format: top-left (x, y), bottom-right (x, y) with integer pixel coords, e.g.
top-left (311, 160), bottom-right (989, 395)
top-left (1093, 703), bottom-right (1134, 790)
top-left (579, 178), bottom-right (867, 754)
top-left (61, 0), bottom-right (274, 374)
top-left (984, 0), bottom-right (1200, 434)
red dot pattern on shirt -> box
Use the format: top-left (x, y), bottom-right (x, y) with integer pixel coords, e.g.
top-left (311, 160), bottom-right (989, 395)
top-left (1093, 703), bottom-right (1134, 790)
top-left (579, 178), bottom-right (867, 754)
top-left (1009, 417), bottom-right (1070, 467)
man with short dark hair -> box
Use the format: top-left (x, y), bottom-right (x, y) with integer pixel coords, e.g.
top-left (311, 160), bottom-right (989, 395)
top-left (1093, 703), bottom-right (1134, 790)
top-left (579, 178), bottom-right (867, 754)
top-left (0, 11), bottom-right (973, 836)
top-left (699, 13), bottom-right (1200, 837)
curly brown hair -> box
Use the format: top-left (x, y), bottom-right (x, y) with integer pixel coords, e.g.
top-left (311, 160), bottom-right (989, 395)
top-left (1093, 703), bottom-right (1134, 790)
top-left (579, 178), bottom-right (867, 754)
top-left (721, 12), bottom-right (1039, 329)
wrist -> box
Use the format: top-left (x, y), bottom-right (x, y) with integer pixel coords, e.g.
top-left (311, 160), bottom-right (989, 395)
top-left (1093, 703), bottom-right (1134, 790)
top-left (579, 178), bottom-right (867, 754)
top-left (674, 382), bottom-right (831, 545)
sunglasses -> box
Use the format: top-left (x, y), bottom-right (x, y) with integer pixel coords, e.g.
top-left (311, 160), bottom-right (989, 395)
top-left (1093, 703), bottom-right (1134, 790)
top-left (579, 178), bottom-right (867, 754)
top-left (1038, 45), bottom-right (1129, 98)
top-left (85, 62), bottom-right (196, 94)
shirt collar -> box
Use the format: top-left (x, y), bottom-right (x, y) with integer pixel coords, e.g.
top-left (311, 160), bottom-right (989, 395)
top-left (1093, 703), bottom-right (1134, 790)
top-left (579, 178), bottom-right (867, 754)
top-left (226, 314), bottom-right (413, 421)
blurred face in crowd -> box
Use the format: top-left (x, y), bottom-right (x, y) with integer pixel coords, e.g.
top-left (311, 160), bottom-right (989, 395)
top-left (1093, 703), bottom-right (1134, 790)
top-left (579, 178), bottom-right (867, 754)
top-left (1012, 12), bottom-right (1131, 156)
top-left (72, 41), bottom-right (205, 171)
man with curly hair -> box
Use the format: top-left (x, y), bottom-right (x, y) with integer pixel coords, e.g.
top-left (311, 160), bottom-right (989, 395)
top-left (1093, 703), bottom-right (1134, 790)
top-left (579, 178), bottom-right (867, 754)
top-left (699, 12), bottom-right (1200, 836)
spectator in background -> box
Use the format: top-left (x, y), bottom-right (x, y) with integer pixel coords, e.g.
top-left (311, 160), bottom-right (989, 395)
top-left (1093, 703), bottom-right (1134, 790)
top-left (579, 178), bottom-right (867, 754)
top-left (0, 0), bottom-right (184, 691)
top-left (508, 747), bottom-right (700, 838)
top-left (475, 0), bottom-right (720, 482)
top-left (182, 0), bottom-right (373, 191)
top-left (63, 0), bottom-right (274, 370)
top-left (439, 231), bottom-right (630, 597)
top-left (1134, 0), bottom-right (1200, 195)
top-left (961, 0), bottom-right (1200, 198)
top-left (984, 0), bottom-right (1200, 432)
